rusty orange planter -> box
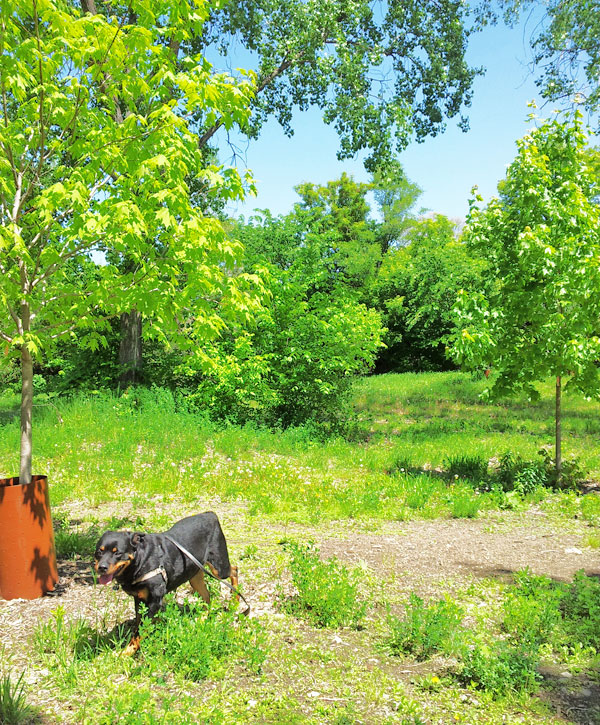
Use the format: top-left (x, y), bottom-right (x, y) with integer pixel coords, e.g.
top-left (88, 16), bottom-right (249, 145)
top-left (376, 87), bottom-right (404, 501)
top-left (0, 475), bottom-right (58, 600)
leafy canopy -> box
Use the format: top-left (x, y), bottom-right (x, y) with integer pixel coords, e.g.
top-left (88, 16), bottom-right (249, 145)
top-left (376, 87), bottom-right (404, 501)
top-left (482, 0), bottom-right (600, 125)
top-left (0, 0), bottom-right (262, 364)
top-left (199, 0), bottom-right (480, 170)
top-left (452, 112), bottom-right (600, 401)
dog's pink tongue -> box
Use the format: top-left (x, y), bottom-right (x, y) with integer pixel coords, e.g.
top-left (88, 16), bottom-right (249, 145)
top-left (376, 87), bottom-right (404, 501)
top-left (99, 573), bottom-right (114, 585)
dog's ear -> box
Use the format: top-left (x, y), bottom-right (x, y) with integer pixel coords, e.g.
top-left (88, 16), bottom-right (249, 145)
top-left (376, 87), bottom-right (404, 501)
top-left (131, 532), bottom-right (145, 549)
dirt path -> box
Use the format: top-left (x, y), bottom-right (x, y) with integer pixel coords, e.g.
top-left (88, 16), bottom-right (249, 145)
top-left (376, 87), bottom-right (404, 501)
top-left (319, 512), bottom-right (600, 596)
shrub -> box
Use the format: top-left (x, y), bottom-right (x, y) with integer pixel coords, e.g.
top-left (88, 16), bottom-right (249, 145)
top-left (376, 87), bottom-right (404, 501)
top-left (498, 452), bottom-right (548, 495)
top-left (386, 593), bottom-right (464, 660)
top-left (459, 641), bottom-right (540, 696)
top-left (282, 541), bottom-right (367, 628)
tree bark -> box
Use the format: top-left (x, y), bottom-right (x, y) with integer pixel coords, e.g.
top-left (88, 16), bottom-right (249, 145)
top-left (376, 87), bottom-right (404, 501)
top-left (119, 309), bottom-right (143, 386)
top-left (20, 344), bottom-right (33, 485)
top-left (555, 375), bottom-right (562, 486)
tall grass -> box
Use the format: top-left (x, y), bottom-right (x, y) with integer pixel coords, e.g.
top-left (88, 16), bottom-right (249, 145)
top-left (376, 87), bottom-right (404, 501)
top-left (0, 372), bottom-right (598, 519)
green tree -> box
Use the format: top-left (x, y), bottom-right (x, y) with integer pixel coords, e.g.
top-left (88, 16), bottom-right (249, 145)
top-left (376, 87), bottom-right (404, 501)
top-left (484, 0), bottom-right (600, 123)
top-left (0, 0), bottom-right (261, 483)
top-left (189, 207), bottom-right (384, 427)
top-left (374, 215), bottom-right (482, 371)
top-left (84, 0), bottom-right (480, 378)
top-left (200, 0), bottom-right (481, 170)
top-left (293, 174), bottom-right (381, 294)
top-left (452, 113), bottom-right (600, 482)
top-left (372, 160), bottom-right (424, 254)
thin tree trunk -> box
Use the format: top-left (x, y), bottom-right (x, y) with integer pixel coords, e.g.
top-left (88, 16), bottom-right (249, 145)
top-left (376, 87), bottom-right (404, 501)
top-left (555, 375), bottom-right (562, 487)
top-left (20, 344), bottom-right (33, 485)
top-left (119, 309), bottom-right (143, 386)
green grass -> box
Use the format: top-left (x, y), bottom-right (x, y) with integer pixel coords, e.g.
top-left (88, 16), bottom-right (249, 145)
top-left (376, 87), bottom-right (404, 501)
top-left (2, 371), bottom-right (598, 520)
top-left (2, 371), bottom-right (600, 723)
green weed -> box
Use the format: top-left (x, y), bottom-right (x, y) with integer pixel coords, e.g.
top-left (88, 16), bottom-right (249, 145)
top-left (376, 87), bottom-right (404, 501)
top-left (444, 454), bottom-right (488, 482)
top-left (138, 598), bottom-right (267, 681)
top-left (0, 670), bottom-right (38, 725)
top-left (53, 515), bottom-right (102, 559)
top-left (281, 541), bottom-right (367, 628)
top-left (458, 641), bottom-right (541, 696)
top-left (580, 493), bottom-right (600, 524)
top-left (386, 593), bottom-right (464, 660)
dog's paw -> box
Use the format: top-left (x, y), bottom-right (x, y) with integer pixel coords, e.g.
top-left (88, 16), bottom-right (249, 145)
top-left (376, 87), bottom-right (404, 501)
top-left (121, 636), bottom-right (140, 656)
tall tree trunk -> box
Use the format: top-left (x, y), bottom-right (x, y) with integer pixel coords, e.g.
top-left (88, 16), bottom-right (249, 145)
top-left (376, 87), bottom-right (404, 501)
top-left (20, 344), bottom-right (33, 485)
top-left (119, 309), bottom-right (143, 386)
top-left (555, 375), bottom-right (562, 487)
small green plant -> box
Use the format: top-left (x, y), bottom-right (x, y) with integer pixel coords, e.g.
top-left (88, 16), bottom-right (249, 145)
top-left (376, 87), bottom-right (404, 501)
top-left (580, 493), bottom-right (600, 525)
top-left (445, 454), bottom-right (488, 482)
top-left (538, 448), bottom-right (585, 490)
top-left (498, 451), bottom-right (548, 495)
top-left (53, 516), bottom-right (102, 559)
top-left (450, 489), bottom-right (481, 518)
top-left (0, 670), bottom-right (38, 725)
top-left (458, 641), bottom-right (541, 696)
top-left (386, 593), bottom-right (464, 660)
top-left (139, 598), bottom-right (267, 681)
top-left (282, 541), bottom-right (367, 628)
top-left (561, 570), bottom-right (600, 648)
top-left (502, 570), bottom-right (564, 647)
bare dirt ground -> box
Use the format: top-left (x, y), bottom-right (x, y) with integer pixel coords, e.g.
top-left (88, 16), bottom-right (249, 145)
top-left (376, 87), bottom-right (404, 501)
top-left (1, 502), bottom-right (599, 723)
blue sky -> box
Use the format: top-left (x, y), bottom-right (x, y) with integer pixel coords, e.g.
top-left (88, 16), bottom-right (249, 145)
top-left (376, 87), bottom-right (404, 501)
top-left (220, 15), bottom-right (549, 222)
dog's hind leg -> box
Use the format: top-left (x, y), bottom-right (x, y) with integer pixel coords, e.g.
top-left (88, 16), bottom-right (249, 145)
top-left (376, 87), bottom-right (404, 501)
top-left (229, 565), bottom-right (239, 603)
top-left (190, 570), bottom-right (210, 605)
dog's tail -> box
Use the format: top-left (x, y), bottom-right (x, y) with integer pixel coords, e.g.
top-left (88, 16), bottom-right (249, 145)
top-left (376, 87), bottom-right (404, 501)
top-left (163, 533), bottom-right (250, 615)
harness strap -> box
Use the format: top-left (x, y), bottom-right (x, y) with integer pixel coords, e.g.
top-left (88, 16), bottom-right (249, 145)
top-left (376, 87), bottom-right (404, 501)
top-left (132, 566), bottom-right (168, 586)
top-left (163, 533), bottom-right (250, 614)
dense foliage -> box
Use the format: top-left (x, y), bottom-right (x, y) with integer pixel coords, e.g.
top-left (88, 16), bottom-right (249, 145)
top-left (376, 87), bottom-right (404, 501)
top-left (452, 113), bottom-right (600, 477)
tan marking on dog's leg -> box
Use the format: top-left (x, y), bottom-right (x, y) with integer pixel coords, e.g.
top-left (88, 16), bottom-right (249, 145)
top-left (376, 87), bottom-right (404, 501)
top-left (230, 564), bottom-right (239, 602)
top-left (190, 570), bottom-right (210, 604)
top-left (122, 635), bottom-right (140, 656)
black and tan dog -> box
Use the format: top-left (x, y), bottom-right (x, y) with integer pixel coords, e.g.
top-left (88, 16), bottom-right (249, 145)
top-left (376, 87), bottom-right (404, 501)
top-left (94, 512), bottom-right (242, 653)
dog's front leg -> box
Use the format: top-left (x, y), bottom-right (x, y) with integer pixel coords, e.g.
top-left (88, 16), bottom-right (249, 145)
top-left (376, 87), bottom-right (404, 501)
top-left (123, 594), bottom-right (146, 656)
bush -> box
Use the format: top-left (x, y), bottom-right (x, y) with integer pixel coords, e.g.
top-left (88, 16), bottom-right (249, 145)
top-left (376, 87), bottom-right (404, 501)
top-left (498, 452), bottom-right (548, 495)
top-left (282, 541), bottom-right (367, 629)
top-left (459, 641), bottom-right (540, 696)
top-left (386, 594), bottom-right (464, 660)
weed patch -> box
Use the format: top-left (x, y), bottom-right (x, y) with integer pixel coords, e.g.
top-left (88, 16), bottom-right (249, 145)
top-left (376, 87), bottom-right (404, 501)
top-left (0, 668), bottom-right (39, 725)
top-left (281, 541), bottom-right (367, 628)
top-left (138, 598), bottom-right (267, 681)
top-left (385, 593), bottom-right (464, 660)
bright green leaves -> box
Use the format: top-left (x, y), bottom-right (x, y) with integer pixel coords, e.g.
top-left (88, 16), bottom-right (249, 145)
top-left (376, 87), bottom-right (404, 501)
top-left (452, 114), bottom-right (600, 401)
top-left (0, 0), bottom-right (259, 361)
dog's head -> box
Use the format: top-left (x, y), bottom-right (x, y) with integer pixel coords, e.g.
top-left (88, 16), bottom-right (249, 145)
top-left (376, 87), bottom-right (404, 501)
top-left (94, 531), bottom-right (144, 585)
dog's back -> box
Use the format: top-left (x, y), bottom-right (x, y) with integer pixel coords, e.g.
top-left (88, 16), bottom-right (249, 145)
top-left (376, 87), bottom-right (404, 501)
top-left (164, 512), bottom-right (231, 580)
